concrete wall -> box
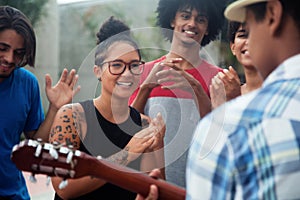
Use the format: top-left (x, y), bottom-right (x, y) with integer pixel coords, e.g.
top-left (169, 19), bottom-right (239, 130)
top-left (26, 0), bottom-right (59, 110)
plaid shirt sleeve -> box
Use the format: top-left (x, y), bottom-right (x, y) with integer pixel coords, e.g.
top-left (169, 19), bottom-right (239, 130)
top-left (186, 55), bottom-right (300, 200)
top-left (186, 104), bottom-right (241, 200)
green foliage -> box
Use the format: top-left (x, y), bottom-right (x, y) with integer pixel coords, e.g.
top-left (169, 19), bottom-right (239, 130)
top-left (0, 0), bottom-right (49, 27)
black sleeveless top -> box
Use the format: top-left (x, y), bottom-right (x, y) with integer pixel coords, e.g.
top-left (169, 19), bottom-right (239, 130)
top-left (54, 100), bottom-right (142, 200)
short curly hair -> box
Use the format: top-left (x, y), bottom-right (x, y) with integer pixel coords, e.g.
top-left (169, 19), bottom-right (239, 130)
top-left (156, 0), bottom-right (226, 46)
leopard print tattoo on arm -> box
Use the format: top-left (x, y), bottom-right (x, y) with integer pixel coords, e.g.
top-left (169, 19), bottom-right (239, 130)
top-left (50, 104), bottom-right (86, 149)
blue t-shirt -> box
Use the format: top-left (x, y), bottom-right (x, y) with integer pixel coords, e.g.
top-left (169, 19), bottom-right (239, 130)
top-left (0, 68), bottom-right (44, 199)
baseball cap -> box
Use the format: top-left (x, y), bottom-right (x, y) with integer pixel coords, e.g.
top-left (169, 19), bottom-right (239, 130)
top-left (224, 0), bottom-right (269, 22)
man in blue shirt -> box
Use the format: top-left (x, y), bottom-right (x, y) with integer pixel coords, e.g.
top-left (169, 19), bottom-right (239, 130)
top-left (0, 6), bottom-right (80, 199)
top-left (137, 0), bottom-right (300, 199)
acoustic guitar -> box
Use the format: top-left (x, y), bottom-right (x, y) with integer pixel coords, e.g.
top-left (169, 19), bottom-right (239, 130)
top-left (11, 139), bottom-right (186, 200)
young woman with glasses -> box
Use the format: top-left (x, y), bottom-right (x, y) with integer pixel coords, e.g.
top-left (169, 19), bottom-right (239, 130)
top-left (49, 16), bottom-right (165, 200)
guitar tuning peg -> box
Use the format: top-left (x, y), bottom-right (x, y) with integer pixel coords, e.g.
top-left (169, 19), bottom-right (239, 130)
top-left (96, 155), bottom-right (102, 160)
top-left (34, 143), bottom-right (42, 157)
top-left (29, 173), bottom-right (37, 183)
top-left (46, 176), bottom-right (51, 186)
top-left (58, 179), bottom-right (68, 190)
top-left (49, 147), bottom-right (58, 159)
top-left (66, 151), bottom-right (73, 164)
top-left (36, 138), bottom-right (43, 143)
top-left (52, 141), bottom-right (60, 147)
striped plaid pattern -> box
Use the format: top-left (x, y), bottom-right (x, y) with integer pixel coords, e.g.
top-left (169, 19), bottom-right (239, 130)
top-left (186, 54), bottom-right (300, 200)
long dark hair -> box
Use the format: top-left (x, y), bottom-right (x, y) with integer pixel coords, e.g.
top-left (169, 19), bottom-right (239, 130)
top-left (0, 6), bottom-right (36, 67)
top-left (228, 21), bottom-right (242, 43)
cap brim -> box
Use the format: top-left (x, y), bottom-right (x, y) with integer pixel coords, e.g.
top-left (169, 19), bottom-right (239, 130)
top-left (224, 0), bottom-right (268, 22)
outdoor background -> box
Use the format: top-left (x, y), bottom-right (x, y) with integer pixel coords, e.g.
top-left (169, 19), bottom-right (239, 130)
top-left (1, 0), bottom-right (239, 199)
top-left (0, 0), bottom-right (240, 109)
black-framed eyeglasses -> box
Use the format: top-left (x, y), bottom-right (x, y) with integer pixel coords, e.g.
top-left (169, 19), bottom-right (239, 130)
top-left (100, 60), bottom-right (145, 75)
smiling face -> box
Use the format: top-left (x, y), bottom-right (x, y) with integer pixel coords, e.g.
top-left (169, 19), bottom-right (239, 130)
top-left (171, 7), bottom-right (208, 46)
top-left (0, 29), bottom-right (25, 82)
top-left (94, 42), bottom-right (141, 100)
top-left (230, 24), bottom-right (254, 69)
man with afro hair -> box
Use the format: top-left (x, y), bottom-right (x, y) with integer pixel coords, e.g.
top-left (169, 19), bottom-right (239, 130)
top-left (129, 0), bottom-right (226, 188)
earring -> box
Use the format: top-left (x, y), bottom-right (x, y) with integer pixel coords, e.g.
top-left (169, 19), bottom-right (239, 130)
top-left (98, 77), bottom-right (101, 81)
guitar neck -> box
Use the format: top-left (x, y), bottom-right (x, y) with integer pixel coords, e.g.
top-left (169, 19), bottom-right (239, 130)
top-left (79, 154), bottom-right (186, 200)
top-left (11, 140), bottom-right (186, 200)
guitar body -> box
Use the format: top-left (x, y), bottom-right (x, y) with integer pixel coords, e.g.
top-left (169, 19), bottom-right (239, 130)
top-left (11, 139), bottom-right (186, 200)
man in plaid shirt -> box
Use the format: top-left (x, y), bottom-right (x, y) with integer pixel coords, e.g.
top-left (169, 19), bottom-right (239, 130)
top-left (186, 0), bottom-right (300, 199)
